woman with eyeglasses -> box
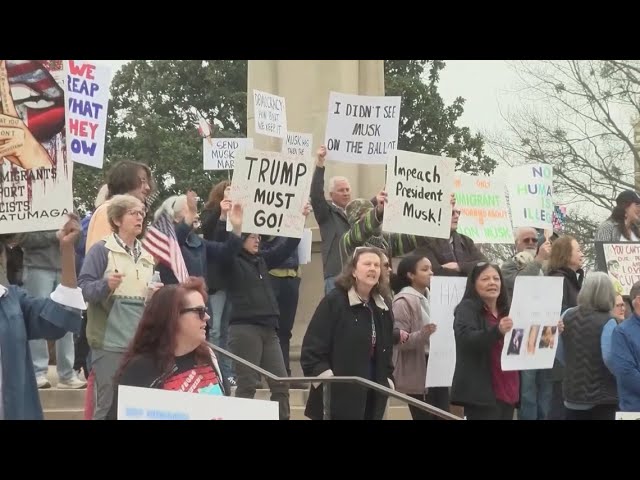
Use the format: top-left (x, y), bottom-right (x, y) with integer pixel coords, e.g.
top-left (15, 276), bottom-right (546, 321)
top-left (450, 262), bottom-right (519, 420)
top-left (106, 278), bottom-right (225, 419)
top-left (78, 194), bottom-right (158, 420)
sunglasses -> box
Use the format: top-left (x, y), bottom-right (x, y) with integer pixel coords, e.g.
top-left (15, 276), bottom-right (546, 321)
top-left (180, 306), bottom-right (208, 320)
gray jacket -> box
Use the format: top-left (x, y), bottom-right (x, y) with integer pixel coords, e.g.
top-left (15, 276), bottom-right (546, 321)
top-left (594, 219), bottom-right (625, 272)
top-left (310, 166), bottom-right (351, 279)
top-left (16, 231), bottom-right (61, 271)
top-left (501, 252), bottom-right (544, 300)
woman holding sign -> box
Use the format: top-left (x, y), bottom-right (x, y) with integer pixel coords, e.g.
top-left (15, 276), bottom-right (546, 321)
top-left (450, 262), bottom-right (518, 420)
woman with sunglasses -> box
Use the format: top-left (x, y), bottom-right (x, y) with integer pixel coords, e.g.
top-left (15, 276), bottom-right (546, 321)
top-left (107, 278), bottom-right (224, 419)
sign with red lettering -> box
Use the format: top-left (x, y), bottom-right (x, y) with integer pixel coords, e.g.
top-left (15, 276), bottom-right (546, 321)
top-left (64, 60), bottom-right (111, 168)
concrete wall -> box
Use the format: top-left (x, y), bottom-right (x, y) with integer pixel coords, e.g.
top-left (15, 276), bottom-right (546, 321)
top-left (246, 60), bottom-right (386, 369)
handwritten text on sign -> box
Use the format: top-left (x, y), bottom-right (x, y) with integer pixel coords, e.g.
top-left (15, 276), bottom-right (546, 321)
top-left (229, 149), bottom-right (314, 238)
top-left (454, 173), bottom-right (514, 244)
top-left (508, 164), bottom-right (553, 229)
top-left (384, 150), bottom-right (455, 238)
top-left (283, 131), bottom-right (312, 157)
top-left (64, 60), bottom-right (110, 168)
top-left (203, 138), bottom-right (253, 170)
top-left (253, 89), bottom-right (287, 139)
top-left (1, 60), bottom-right (74, 234)
top-left (324, 91), bottom-right (401, 164)
top-left (602, 243), bottom-right (640, 296)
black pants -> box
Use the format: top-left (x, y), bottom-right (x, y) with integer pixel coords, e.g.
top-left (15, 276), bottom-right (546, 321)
top-left (547, 380), bottom-right (566, 420)
top-left (73, 311), bottom-right (90, 378)
top-left (565, 404), bottom-right (617, 420)
top-left (270, 276), bottom-right (301, 376)
top-left (465, 401), bottom-right (514, 420)
top-left (408, 387), bottom-right (451, 420)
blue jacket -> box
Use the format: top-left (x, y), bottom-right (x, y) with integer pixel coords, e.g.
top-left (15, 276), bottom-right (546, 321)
top-left (157, 221), bottom-right (242, 287)
top-left (261, 236), bottom-right (299, 271)
top-left (609, 314), bottom-right (640, 411)
top-left (0, 286), bottom-right (82, 419)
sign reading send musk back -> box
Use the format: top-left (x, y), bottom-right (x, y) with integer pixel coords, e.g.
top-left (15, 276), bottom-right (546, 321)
top-left (0, 60), bottom-right (74, 234)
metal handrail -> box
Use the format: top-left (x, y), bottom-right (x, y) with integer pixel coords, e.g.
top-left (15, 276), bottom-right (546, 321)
top-left (208, 343), bottom-right (461, 420)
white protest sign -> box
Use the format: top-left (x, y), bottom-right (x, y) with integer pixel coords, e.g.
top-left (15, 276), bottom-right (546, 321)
top-left (508, 164), bottom-right (554, 229)
top-left (501, 276), bottom-right (564, 371)
top-left (297, 228), bottom-right (312, 264)
top-left (601, 243), bottom-right (640, 296)
top-left (228, 148), bottom-right (314, 238)
top-left (253, 89), bottom-right (287, 138)
top-left (283, 131), bottom-right (313, 157)
top-left (0, 60), bottom-right (74, 234)
top-left (64, 60), bottom-right (111, 169)
top-left (426, 277), bottom-right (466, 387)
top-left (117, 385), bottom-right (278, 420)
top-left (384, 150), bottom-right (455, 239)
top-left (324, 91), bottom-right (400, 164)
top-left (454, 173), bottom-right (514, 244)
top-left (203, 138), bottom-right (253, 170)
top-left (616, 412), bottom-right (640, 420)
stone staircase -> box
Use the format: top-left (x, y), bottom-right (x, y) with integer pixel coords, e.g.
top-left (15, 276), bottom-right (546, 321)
top-left (40, 366), bottom-right (413, 420)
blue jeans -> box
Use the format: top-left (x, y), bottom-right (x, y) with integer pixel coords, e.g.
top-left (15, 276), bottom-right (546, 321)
top-left (518, 369), bottom-right (553, 420)
top-left (324, 276), bottom-right (336, 296)
top-left (208, 291), bottom-right (234, 379)
top-left (24, 266), bottom-right (75, 382)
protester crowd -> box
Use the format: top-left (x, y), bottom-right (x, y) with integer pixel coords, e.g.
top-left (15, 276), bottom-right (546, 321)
top-left (3, 149), bottom-right (640, 421)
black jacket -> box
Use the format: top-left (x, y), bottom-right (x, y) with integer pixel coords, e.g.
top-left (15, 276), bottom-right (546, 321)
top-left (223, 237), bottom-right (300, 328)
top-left (200, 207), bottom-right (230, 293)
top-left (301, 287), bottom-right (395, 420)
top-left (450, 298), bottom-right (506, 408)
top-left (562, 307), bottom-right (618, 406)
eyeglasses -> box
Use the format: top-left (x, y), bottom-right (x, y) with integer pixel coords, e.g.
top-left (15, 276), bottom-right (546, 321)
top-left (521, 238), bottom-right (538, 244)
top-left (180, 306), bottom-right (208, 320)
top-left (127, 209), bottom-right (146, 218)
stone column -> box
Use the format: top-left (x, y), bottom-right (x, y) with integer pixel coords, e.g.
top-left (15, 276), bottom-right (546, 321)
top-left (246, 60), bottom-right (386, 372)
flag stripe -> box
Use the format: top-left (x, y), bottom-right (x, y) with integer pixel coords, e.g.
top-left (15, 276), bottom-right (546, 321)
top-left (142, 212), bottom-right (190, 283)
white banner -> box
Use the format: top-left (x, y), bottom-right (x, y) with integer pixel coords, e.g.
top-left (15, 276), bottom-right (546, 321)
top-left (253, 89), bottom-right (287, 138)
top-left (324, 91), bottom-right (400, 164)
top-left (117, 385), bottom-right (279, 420)
top-left (454, 173), bottom-right (514, 244)
top-left (384, 150), bottom-right (455, 239)
top-left (283, 131), bottom-right (313, 158)
top-left (203, 138), bottom-right (253, 170)
top-left (501, 276), bottom-right (564, 371)
top-left (228, 148), bottom-right (314, 238)
top-left (64, 60), bottom-right (111, 169)
top-left (508, 164), bottom-right (554, 230)
top-left (425, 277), bottom-right (466, 387)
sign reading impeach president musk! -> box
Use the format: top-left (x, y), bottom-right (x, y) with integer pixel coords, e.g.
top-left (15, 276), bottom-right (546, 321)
top-left (384, 150), bottom-right (455, 238)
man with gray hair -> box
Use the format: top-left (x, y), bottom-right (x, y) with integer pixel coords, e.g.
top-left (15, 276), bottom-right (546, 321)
top-left (501, 226), bottom-right (553, 420)
top-left (310, 145), bottom-right (352, 294)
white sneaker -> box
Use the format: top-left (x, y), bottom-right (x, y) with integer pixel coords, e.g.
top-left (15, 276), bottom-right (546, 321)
top-left (57, 375), bottom-right (87, 389)
top-left (36, 377), bottom-right (51, 389)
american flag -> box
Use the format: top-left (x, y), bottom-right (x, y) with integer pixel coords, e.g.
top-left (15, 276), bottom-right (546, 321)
top-left (142, 211), bottom-right (190, 283)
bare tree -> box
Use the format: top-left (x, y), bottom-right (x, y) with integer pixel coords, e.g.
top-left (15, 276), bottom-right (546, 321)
top-left (488, 60), bottom-right (640, 265)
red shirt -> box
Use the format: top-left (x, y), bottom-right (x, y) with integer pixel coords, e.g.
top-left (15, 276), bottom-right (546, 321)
top-left (485, 309), bottom-right (520, 406)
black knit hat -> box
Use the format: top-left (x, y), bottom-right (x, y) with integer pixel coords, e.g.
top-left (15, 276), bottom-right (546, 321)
top-left (616, 190), bottom-right (640, 207)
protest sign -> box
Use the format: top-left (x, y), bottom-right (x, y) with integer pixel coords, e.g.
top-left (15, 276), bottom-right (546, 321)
top-left (597, 242), bottom-right (640, 295)
top-left (64, 60), bottom-right (110, 168)
top-left (203, 138), bottom-right (253, 170)
top-left (384, 150), bottom-right (455, 238)
top-left (324, 91), bottom-right (400, 164)
top-left (253, 89), bottom-right (287, 138)
top-left (283, 131), bottom-right (312, 157)
top-left (508, 164), bottom-right (554, 229)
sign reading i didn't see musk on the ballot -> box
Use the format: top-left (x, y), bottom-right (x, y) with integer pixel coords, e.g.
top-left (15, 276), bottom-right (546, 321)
top-left (229, 149), bottom-right (314, 238)
top-left (384, 150), bottom-right (455, 238)
top-left (324, 91), bottom-right (401, 164)
top-left (64, 60), bottom-right (111, 168)
top-left (203, 138), bottom-right (253, 170)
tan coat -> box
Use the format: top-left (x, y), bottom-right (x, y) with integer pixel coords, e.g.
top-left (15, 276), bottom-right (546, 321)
top-left (392, 288), bottom-right (431, 395)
